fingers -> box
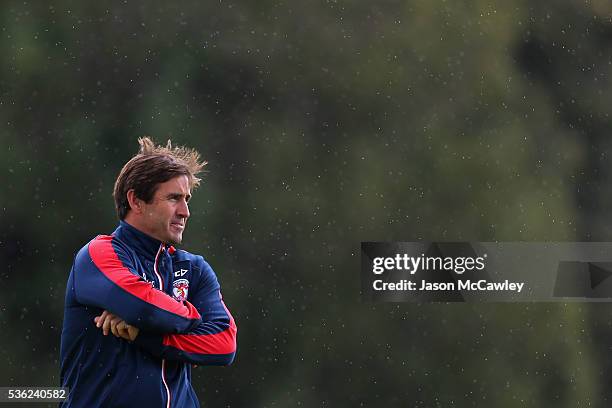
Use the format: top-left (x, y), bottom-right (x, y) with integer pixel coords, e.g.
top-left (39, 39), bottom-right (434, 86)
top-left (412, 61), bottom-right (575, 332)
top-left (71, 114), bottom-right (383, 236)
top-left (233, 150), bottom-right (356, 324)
top-left (114, 321), bottom-right (131, 340)
top-left (94, 310), bottom-right (110, 328)
top-left (98, 311), bottom-right (118, 336)
top-left (102, 313), bottom-right (115, 336)
top-left (115, 321), bottom-right (126, 334)
top-left (119, 323), bottom-right (130, 340)
top-left (126, 324), bottom-right (140, 341)
top-left (94, 310), bottom-right (115, 336)
top-left (93, 310), bottom-right (137, 341)
top-left (110, 316), bottom-right (123, 337)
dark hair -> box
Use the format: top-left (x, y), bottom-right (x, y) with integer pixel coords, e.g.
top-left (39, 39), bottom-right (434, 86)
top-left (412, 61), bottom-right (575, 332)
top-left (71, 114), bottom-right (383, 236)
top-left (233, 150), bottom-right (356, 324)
top-left (113, 137), bottom-right (207, 219)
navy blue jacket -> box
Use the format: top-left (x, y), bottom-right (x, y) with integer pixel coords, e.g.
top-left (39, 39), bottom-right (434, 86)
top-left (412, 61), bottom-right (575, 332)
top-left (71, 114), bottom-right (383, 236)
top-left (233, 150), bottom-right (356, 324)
top-left (60, 221), bottom-right (237, 407)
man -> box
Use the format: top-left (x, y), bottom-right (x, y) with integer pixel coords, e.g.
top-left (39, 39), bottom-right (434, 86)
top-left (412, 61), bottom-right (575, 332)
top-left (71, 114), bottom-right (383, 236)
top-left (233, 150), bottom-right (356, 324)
top-left (60, 137), bottom-right (237, 407)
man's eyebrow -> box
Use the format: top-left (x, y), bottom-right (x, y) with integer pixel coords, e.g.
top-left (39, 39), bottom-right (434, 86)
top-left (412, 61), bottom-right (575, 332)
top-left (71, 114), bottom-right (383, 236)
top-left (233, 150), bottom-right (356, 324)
top-left (166, 192), bottom-right (192, 201)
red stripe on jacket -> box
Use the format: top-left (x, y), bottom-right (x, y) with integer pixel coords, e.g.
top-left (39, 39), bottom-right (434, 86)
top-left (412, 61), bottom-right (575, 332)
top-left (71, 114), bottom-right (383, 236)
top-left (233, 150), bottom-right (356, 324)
top-left (88, 235), bottom-right (201, 320)
top-left (162, 297), bottom-right (237, 355)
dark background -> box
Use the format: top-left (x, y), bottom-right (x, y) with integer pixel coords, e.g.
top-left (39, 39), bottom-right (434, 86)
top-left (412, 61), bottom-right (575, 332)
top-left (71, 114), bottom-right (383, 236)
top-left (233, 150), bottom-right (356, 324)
top-left (2, 1), bottom-right (612, 406)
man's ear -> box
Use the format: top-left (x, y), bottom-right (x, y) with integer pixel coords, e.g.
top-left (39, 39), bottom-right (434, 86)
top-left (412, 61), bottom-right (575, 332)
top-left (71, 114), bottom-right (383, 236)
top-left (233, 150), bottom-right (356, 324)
top-left (126, 190), bottom-right (143, 214)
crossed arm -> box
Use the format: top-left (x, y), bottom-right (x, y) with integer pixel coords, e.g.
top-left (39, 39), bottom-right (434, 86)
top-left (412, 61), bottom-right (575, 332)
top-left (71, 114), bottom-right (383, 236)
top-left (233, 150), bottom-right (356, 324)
top-left (77, 237), bottom-right (236, 365)
top-left (91, 289), bottom-right (237, 366)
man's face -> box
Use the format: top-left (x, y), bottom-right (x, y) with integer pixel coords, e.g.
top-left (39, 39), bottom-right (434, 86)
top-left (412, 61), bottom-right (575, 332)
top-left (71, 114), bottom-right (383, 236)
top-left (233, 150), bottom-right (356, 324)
top-left (139, 175), bottom-right (192, 245)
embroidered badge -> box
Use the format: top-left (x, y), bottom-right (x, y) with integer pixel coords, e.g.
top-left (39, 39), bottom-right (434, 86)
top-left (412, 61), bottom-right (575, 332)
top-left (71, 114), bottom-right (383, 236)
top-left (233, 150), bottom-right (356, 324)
top-left (172, 279), bottom-right (189, 302)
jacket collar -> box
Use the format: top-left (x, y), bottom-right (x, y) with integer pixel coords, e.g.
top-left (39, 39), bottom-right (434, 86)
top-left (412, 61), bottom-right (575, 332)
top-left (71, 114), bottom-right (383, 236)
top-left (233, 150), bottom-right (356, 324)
top-left (113, 220), bottom-right (164, 260)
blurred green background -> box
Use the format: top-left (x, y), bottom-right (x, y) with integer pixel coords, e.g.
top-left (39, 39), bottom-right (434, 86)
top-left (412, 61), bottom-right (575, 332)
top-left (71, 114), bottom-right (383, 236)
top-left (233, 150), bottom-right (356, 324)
top-left (2, 1), bottom-right (612, 406)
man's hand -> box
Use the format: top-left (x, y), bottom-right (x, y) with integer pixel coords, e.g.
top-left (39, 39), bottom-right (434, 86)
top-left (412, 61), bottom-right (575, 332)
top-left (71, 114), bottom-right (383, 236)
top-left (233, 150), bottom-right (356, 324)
top-left (94, 310), bottom-right (140, 341)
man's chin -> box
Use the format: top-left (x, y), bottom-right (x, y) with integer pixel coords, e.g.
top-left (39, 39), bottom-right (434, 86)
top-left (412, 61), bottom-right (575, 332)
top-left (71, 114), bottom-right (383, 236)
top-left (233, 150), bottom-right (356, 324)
top-left (167, 233), bottom-right (183, 246)
top-left (165, 226), bottom-right (184, 245)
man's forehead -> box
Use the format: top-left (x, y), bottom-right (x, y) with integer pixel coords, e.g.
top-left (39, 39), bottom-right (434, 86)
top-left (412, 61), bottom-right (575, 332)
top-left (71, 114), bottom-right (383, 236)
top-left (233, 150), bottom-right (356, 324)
top-left (156, 175), bottom-right (191, 195)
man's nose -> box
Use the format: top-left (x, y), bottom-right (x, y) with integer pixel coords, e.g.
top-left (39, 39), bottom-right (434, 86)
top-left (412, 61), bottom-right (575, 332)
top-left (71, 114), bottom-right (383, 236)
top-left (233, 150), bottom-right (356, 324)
top-left (177, 199), bottom-right (190, 219)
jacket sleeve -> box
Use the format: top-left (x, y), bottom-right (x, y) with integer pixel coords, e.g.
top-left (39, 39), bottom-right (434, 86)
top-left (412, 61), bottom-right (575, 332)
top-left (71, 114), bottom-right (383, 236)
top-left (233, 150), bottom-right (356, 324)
top-left (73, 235), bottom-right (202, 333)
top-left (134, 256), bottom-right (237, 365)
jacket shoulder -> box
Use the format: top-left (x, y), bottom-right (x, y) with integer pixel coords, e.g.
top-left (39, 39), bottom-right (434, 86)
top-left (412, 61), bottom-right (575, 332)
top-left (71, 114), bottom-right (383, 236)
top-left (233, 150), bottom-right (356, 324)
top-left (172, 249), bottom-right (211, 272)
top-left (74, 234), bottom-right (110, 261)
top-left (74, 234), bottom-right (134, 266)
top-left (173, 249), bottom-right (206, 265)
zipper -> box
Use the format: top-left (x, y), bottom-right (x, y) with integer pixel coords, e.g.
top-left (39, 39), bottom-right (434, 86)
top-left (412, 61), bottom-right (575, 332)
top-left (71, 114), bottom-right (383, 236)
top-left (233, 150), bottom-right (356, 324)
top-left (161, 359), bottom-right (171, 408)
top-left (153, 244), bottom-right (165, 291)
top-left (154, 243), bottom-right (171, 408)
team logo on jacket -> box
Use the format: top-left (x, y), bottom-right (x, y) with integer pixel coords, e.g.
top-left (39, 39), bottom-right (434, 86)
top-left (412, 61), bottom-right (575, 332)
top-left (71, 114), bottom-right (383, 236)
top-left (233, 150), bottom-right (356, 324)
top-left (172, 279), bottom-right (189, 301)
top-left (174, 268), bottom-right (188, 277)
